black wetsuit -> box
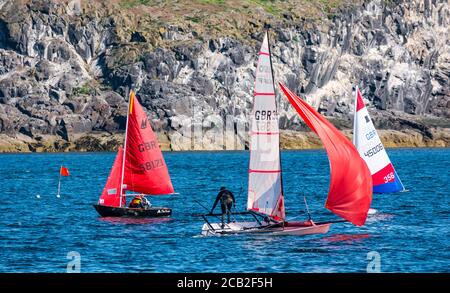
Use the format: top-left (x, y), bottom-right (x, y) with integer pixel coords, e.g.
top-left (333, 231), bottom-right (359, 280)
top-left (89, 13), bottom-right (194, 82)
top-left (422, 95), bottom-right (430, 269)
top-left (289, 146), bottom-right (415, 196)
top-left (211, 189), bottom-right (235, 227)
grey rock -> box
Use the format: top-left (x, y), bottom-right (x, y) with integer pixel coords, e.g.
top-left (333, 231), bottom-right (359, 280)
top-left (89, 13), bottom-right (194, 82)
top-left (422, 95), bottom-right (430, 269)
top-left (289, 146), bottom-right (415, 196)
top-left (0, 0), bottom-right (448, 151)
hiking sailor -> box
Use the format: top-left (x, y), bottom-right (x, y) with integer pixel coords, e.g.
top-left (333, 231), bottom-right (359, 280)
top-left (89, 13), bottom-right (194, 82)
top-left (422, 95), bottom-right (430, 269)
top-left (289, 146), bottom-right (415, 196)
top-left (210, 187), bottom-right (236, 228)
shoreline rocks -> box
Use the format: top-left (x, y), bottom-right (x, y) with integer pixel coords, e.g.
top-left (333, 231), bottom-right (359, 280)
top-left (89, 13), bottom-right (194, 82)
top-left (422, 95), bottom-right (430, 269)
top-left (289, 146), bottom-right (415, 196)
top-left (1, 127), bottom-right (448, 153)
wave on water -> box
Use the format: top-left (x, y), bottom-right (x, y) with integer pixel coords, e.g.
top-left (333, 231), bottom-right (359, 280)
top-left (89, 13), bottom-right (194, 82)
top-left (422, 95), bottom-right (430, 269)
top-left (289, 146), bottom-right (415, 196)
top-left (366, 211), bottom-right (395, 222)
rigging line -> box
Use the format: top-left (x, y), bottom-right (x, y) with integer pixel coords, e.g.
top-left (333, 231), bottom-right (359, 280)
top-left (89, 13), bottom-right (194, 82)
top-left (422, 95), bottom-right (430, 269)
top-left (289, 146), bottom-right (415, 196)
top-left (193, 200), bottom-right (234, 230)
top-left (234, 186), bottom-right (247, 223)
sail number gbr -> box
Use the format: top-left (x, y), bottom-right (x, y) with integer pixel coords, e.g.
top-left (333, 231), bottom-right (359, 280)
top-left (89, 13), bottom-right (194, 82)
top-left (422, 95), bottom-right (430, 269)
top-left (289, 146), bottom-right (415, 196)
top-left (364, 143), bottom-right (384, 158)
top-left (138, 141), bottom-right (158, 152)
top-left (255, 110), bottom-right (278, 121)
top-left (139, 159), bottom-right (164, 172)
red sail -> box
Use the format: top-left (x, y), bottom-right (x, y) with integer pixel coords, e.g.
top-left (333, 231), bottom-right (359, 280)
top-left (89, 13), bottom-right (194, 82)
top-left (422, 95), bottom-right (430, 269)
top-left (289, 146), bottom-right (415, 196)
top-left (279, 83), bottom-right (372, 226)
top-left (99, 146), bottom-right (126, 207)
top-left (123, 90), bottom-right (174, 195)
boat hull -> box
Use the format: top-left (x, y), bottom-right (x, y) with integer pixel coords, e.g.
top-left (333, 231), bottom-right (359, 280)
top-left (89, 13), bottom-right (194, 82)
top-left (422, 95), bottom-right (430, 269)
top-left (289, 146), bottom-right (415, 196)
top-left (93, 204), bottom-right (172, 218)
top-left (201, 221), bottom-right (331, 236)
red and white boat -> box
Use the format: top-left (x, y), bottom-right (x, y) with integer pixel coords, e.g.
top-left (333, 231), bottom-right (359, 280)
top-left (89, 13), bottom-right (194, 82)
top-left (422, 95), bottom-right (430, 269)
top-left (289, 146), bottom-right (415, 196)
top-left (201, 219), bottom-right (332, 236)
top-left (201, 31), bottom-right (372, 236)
top-left (93, 89), bottom-right (175, 218)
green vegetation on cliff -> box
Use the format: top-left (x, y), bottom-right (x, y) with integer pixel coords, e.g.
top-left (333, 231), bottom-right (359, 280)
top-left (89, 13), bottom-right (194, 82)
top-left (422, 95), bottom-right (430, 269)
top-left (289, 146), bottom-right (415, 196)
top-left (107, 0), bottom-right (359, 48)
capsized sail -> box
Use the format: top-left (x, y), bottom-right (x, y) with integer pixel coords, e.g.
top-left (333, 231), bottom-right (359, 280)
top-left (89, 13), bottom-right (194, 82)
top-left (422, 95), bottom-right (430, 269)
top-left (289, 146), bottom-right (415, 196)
top-left (247, 31), bottom-right (285, 221)
top-left (123, 90), bottom-right (174, 195)
top-left (353, 87), bottom-right (405, 193)
top-left (99, 146), bottom-right (126, 207)
top-left (279, 83), bottom-right (372, 226)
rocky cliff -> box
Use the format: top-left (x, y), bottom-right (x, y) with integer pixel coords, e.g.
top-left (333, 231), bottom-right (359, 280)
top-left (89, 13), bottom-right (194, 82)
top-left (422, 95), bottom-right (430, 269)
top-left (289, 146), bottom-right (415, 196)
top-left (0, 0), bottom-right (449, 152)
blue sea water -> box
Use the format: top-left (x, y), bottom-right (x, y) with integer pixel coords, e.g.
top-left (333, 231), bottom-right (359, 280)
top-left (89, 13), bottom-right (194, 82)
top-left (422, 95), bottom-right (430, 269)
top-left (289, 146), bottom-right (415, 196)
top-left (0, 148), bottom-right (448, 272)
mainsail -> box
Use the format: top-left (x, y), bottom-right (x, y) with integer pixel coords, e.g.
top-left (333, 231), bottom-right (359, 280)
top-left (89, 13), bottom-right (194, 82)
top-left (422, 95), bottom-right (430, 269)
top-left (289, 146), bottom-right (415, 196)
top-left (279, 83), bottom-right (372, 226)
top-left (353, 87), bottom-right (405, 193)
top-left (99, 146), bottom-right (126, 207)
top-left (123, 90), bottom-right (174, 196)
top-left (247, 31), bottom-right (285, 221)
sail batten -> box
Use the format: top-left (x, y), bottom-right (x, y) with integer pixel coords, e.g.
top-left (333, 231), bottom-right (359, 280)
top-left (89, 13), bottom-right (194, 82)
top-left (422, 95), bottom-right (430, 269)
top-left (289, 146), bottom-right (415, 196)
top-left (353, 87), bottom-right (405, 193)
top-left (247, 31), bottom-right (285, 221)
top-left (279, 83), bottom-right (372, 226)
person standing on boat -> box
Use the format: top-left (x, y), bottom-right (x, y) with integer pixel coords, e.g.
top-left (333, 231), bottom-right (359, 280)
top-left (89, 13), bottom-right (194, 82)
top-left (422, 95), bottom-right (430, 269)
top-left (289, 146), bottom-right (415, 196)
top-left (210, 187), bottom-right (235, 228)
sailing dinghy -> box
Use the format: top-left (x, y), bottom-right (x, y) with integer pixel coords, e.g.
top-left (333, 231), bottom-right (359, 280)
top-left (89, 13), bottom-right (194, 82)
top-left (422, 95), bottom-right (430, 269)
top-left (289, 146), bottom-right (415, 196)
top-left (200, 31), bottom-right (372, 236)
top-left (353, 86), bottom-right (405, 193)
top-left (93, 89), bottom-right (174, 218)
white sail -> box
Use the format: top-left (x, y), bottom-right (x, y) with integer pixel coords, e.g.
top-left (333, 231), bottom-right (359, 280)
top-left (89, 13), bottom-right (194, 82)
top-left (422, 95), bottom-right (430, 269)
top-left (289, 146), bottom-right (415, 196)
top-left (353, 86), bottom-right (405, 193)
top-left (247, 31), bottom-right (285, 221)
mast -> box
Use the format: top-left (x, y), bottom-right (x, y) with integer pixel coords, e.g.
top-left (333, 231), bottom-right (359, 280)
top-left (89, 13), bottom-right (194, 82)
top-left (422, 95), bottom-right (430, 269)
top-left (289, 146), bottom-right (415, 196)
top-left (119, 86), bottom-right (132, 207)
top-left (352, 85), bottom-right (358, 146)
top-left (57, 165), bottom-right (62, 197)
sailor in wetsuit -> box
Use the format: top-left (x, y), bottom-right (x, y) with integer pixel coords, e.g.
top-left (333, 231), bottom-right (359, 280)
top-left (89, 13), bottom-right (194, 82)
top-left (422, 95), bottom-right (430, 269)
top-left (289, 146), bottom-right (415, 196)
top-left (210, 187), bottom-right (236, 228)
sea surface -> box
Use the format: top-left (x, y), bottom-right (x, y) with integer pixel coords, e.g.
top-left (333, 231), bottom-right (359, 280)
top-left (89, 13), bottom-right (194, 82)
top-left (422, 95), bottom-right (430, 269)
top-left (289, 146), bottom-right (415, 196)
top-left (0, 148), bottom-right (448, 272)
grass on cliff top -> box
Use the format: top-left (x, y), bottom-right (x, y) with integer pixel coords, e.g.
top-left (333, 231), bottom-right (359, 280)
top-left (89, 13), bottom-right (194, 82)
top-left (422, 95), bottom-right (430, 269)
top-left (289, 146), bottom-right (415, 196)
top-left (118, 0), bottom-right (354, 18)
top-left (99, 0), bottom-right (359, 64)
top-left (112, 0), bottom-right (358, 46)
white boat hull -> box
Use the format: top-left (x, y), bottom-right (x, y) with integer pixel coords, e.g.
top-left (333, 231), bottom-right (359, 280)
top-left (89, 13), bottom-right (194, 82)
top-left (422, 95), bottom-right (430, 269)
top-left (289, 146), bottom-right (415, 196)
top-left (201, 221), bottom-right (331, 236)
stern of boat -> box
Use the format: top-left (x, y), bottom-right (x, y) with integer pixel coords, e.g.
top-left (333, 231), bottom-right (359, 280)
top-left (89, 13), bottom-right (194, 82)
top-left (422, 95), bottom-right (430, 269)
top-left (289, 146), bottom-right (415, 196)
top-left (274, 222), bottom-right (331, 236)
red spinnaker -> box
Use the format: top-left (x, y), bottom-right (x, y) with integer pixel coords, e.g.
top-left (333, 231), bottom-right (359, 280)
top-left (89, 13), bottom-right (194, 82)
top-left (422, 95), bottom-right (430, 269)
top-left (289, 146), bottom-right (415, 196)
top-left (279, 83), bottom-right (372, 226)
top-left (99, 146), bottom-right (126, 207)
top-left (123, 90), bottom-right (174, 195)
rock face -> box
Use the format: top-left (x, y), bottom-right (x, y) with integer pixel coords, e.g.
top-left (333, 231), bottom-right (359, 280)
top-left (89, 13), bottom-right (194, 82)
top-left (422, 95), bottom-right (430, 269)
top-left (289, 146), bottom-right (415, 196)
top-left (0, 0), bottom-right (449, 152)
